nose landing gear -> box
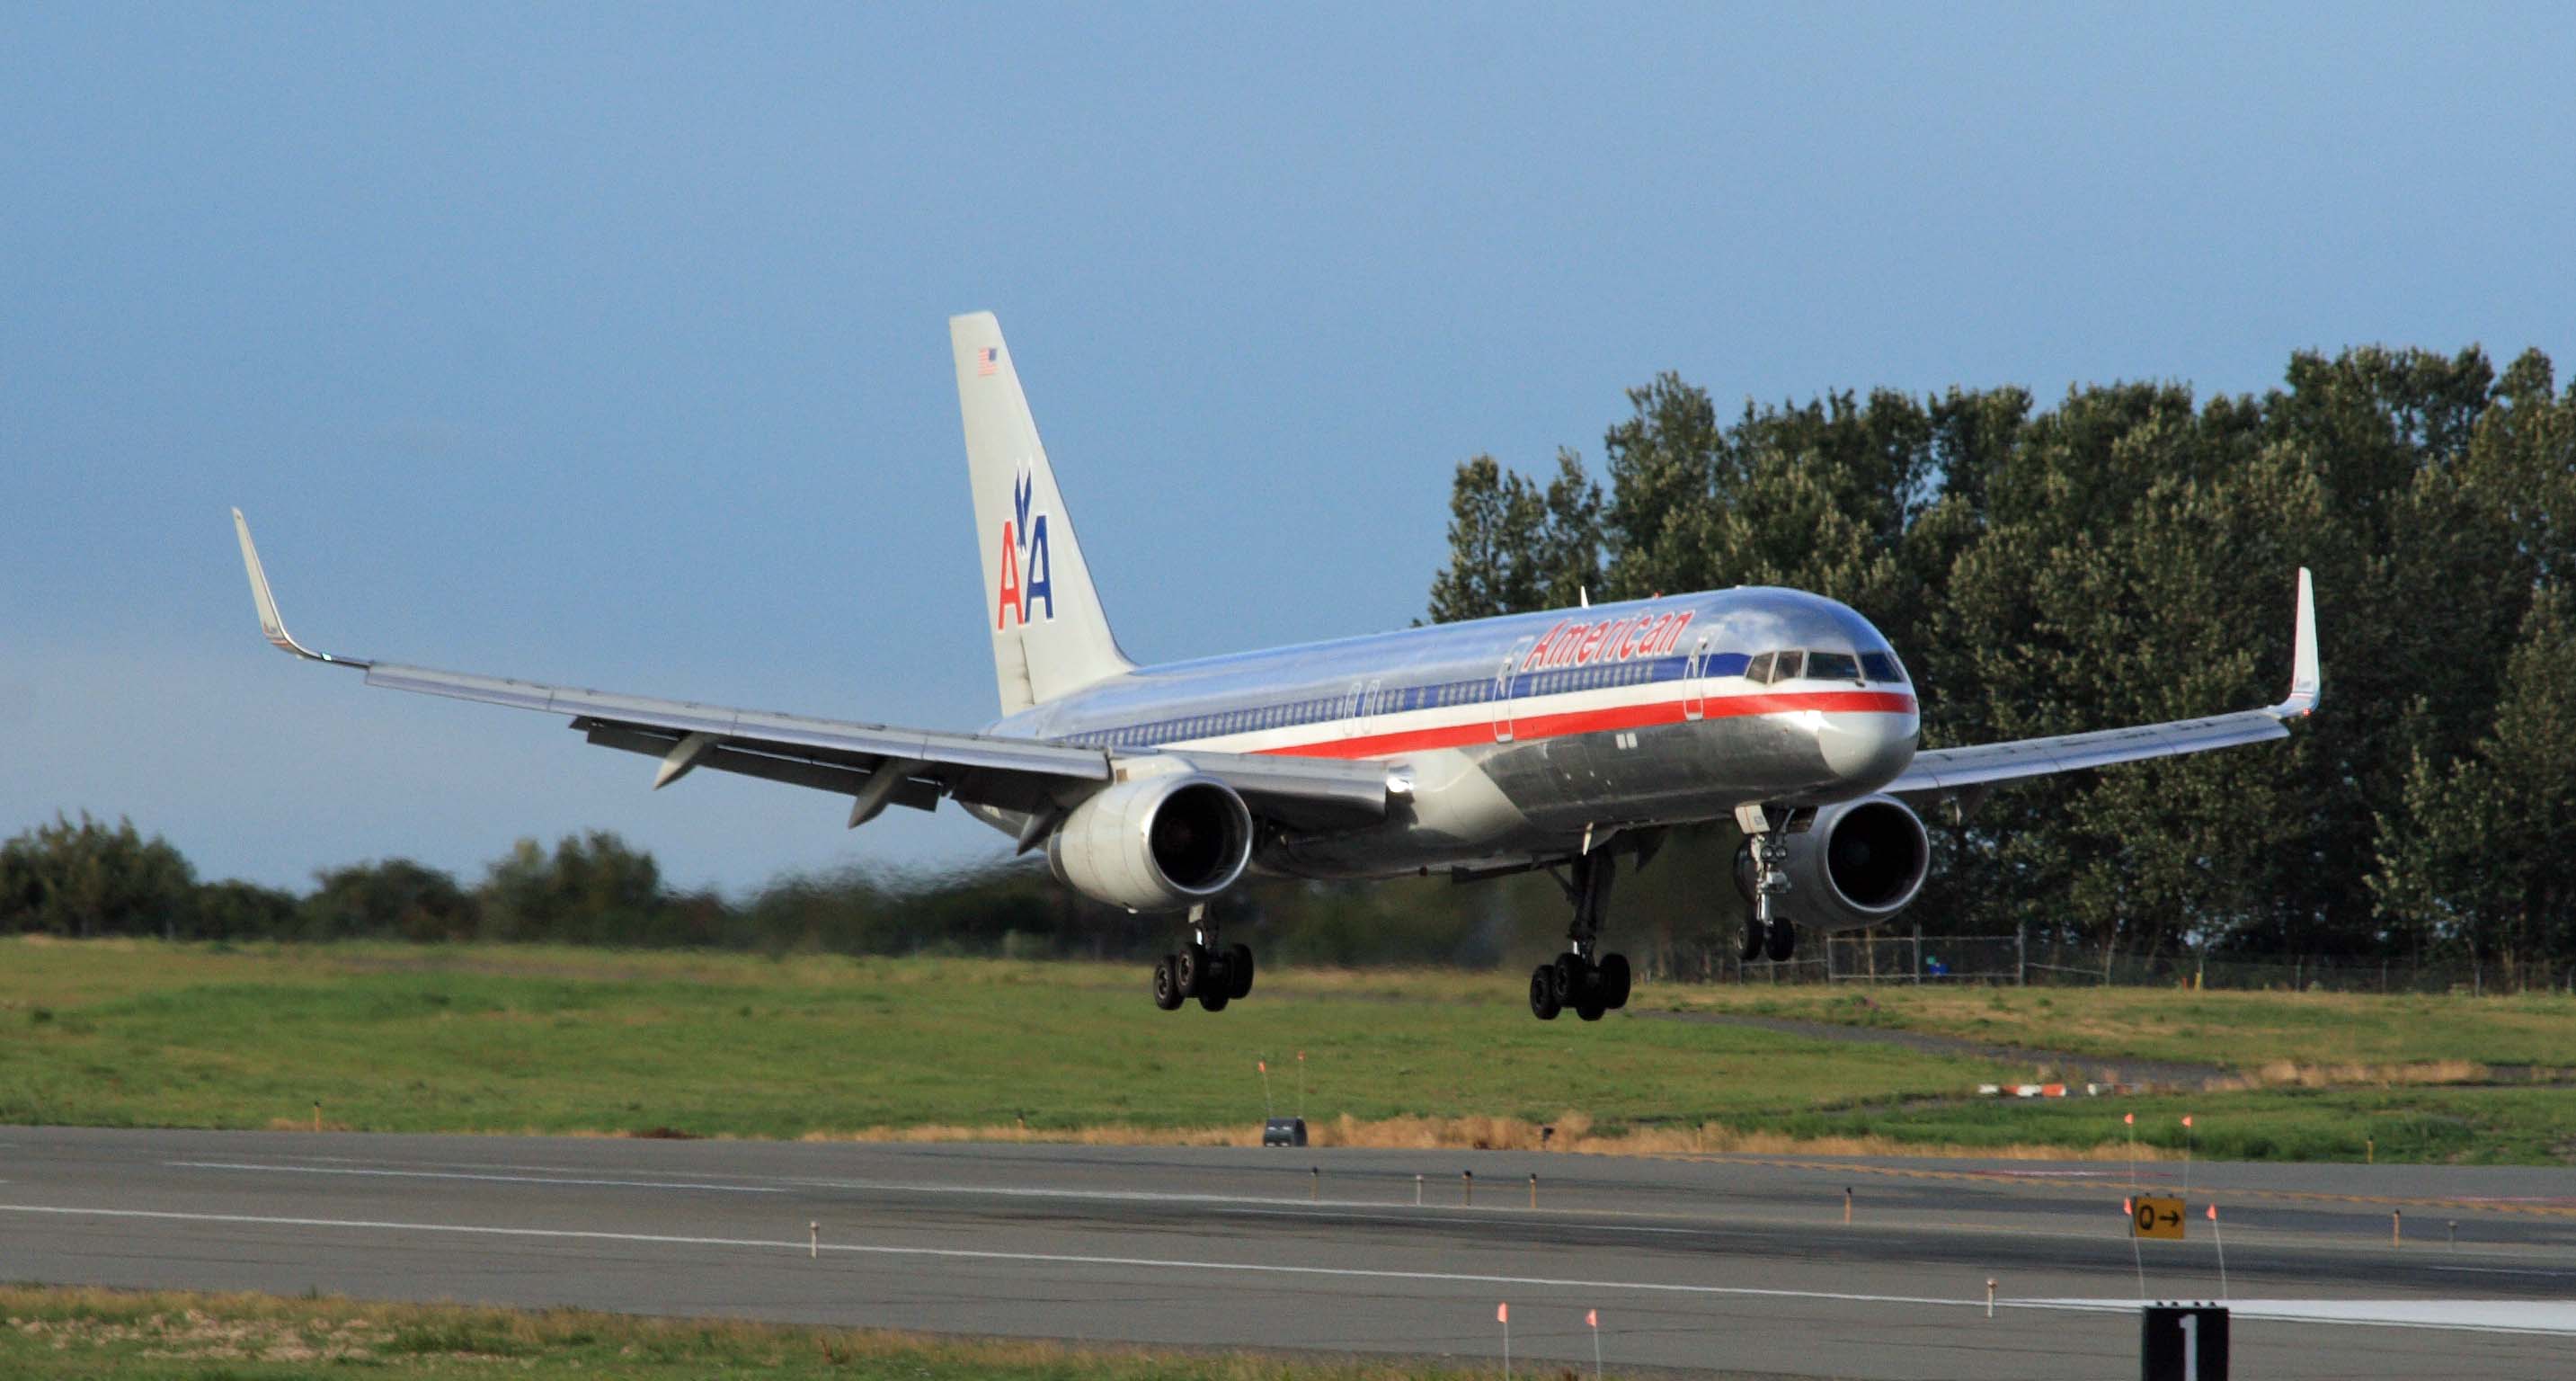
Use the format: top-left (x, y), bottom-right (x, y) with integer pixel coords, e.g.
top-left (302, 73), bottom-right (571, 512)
top-left (1529, 849), bottom-right (1635, 1021)
top-left (1737, 804), bottom-right (1799, 963)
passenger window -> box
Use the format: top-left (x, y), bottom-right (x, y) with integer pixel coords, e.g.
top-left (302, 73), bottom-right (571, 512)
top-left (1746, 652), bottom-right (1774, 683)
top-left (1773, 651), bottom-right (1805, 682)
top-left (1808, 651), bottom-right (1861, 682)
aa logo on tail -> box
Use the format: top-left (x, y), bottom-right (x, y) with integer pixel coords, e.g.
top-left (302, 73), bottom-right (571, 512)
top-left (995, 463), bottom-right (1054, 628)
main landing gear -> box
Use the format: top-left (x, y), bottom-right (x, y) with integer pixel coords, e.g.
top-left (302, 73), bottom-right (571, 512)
top-left (1737, 805), bottom-right (1798, 963)
top-left (1151, 904), bottom-right (1254, 1012)
top-left (1529, 850), bottom-right (1634, 1021)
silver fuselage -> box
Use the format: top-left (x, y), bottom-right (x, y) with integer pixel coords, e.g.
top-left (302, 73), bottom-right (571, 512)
top-left (982, 587), bottom-right (1919, 878)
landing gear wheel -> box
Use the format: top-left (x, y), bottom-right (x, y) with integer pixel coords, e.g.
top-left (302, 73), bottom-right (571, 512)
top-left (1764, 919), bottom-right (1798, 963)
top-left (1740, 915), bottom-right (1766, 962)
top-left (1196, 985), bottom-right (1230, 1012)
top-left (1598, 953), bottom-right (1630, 1009)
top-left (1175, 943), bottom-right (1209, 998)
top-left (1529, 966), bottom-right (1562, 1020)
top-left (1575, 1001), bottom-right (1605, 1021)
top-left (1151, 957), bottom-right (1184, 1011)
top-left (1226, 943), bottom-right (1255, 1000)
top-left (1551, 953), bottom-right (1582, 1007)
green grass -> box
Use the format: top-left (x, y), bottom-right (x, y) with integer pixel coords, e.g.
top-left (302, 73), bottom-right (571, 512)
top-left (0, 1284), bottom-right (1527, 1380)
top-left (1662, 983), bottom-right (2576, 1071)
top-left (0, 939), bottom-right (2012, 1138)
top-left (2, 939), bottom-right (2572, 1163)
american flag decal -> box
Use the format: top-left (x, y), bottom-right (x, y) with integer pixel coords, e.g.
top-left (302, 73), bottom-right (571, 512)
top-left (976, 346), bottom-right (999, 377)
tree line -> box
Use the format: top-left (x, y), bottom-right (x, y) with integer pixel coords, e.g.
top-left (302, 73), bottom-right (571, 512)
top-left (0, 812), bottom-right (1584, 967)
top-left (1427, 344), bottom-right (2574, 979)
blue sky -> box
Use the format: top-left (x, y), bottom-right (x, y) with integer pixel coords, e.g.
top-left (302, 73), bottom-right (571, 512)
top-left (6, 4), bottom-right (2572, 895)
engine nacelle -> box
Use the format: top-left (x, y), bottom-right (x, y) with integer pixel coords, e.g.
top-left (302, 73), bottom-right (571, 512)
top-left (1735, 795), bottom-right (1931, 931)
top-left (1046, 774), bottom-right (1254, 913)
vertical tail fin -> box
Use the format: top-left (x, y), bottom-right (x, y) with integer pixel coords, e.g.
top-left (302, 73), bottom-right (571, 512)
top-left (951, 312), bottom-right (1133, 715)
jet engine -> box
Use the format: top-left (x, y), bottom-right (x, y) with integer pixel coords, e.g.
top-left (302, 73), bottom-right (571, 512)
top-left (1046, 774), bottom-right (1254, 913)
top-left (1734, 795), bottom-right (1931, 931)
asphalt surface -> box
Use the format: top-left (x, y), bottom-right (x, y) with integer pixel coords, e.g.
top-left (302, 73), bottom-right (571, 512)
top-left (3, 1127), bottom-right (2572, 1377)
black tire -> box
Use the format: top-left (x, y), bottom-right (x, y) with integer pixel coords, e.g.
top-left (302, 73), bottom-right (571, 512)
top-left (1176, 944), bottom-right (1207, 998)
top-left (1528, 966), bottom-right (1562, 1020)
top-left (1739, 916), bottom-right (1766, 962)
top-left (1151, 957), bottom-right (1184, 1011)
top-left (1575, 1002), bottom-right (1605, 1021)
top-left (1598, 952), bottom-right (1631, 1009)
top-left (1196, 986), bottom-right (1230, 1012)
top-left (1227, 943), bottom-right (1256, 999)
top-left (1551, 953), bottom-right (1582, 1005)
top-left (1764, 918), bottom-right (1798, 963)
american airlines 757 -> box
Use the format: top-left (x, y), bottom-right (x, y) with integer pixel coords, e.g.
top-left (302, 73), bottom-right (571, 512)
top-left (233, 313), bottom-right (2321, 1021)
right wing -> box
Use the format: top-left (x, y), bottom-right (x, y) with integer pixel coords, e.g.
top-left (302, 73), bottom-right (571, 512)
top-left (1884, 568), bottom-right (2320, 797)
top-left (232, 511), bottom-right (1388, 833)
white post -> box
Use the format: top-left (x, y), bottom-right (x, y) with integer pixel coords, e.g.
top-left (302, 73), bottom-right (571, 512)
top-left (808, 1221), bottom-right (818, 1260)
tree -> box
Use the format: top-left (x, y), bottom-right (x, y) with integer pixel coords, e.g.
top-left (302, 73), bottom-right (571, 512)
top-left (299, 859), bottom-right (479, 942)
top-left (0, 812), bottom-right (197, 939)
top-left (479, 832), bottom-right (668, 944)
top-left (2374, 590), bottom-right (2576, 982)
top-left (1426, 451), bottom-right (1600, 621)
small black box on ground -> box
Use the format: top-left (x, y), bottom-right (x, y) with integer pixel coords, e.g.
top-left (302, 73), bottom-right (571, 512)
top-left (2141, 1304), bottom-right (2227, 1381)
top-left (1262, 1118), bottom-right (1308, 1146)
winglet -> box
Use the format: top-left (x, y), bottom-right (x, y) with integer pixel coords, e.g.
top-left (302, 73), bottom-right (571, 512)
top-left (2270, 566), bottom-right (2320, 718)
top-left (231, 508), bottom-right (369, 667)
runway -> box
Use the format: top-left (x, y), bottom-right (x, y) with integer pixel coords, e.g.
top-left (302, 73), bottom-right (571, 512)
top-left (3, 1127), bottom-right (2572, 1377)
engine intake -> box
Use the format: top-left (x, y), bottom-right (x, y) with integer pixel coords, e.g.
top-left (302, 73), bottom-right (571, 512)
top-left (1047, 774), bottom-right (1254, 912)
top-left (1734, 795), bottom-right (1930, 931)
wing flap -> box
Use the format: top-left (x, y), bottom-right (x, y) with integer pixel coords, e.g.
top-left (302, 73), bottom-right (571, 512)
top-left (362, 661), bottom-right (1113, 783)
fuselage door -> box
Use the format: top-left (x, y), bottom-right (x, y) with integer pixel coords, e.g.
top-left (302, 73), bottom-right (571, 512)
top-left (1494, 636), bottom-right (1532, 743)
top-left (1683, 632), bottom-right (1713, 721)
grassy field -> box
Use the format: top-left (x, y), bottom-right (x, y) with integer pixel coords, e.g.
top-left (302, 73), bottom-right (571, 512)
top-left (1660, 983), bottom-right (2576, 1073)
top-left (0, 1285), bottom-right (1522, 1380)
top-left (3, 938), bottom-right (2571, 1163)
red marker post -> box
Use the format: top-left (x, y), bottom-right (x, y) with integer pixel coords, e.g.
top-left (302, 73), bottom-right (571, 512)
top-left (2207, 1202), bottom-right (2228, 1298)
top-left (1586, 1307), bottom-right (1601, 1379)
top-left (1497, 1301), bottom-right (1510, 1378)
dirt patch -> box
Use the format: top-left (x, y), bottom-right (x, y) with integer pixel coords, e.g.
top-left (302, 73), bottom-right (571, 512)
top-left (1639, 1008), bottom-right (2233, 1089)
top-left (793, 1111), bottom-right (2173, 1162)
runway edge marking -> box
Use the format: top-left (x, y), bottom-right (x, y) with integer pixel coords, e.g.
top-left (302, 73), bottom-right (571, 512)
top-left (2, 1203), bottom-right (2567, 1336)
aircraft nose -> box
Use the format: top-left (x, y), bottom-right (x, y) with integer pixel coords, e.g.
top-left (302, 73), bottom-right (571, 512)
top-left (1817, 706), bottom-right (1918, 791)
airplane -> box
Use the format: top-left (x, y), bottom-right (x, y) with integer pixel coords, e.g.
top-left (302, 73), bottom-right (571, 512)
top-left (232, 312), bottom-right (2322, 1020)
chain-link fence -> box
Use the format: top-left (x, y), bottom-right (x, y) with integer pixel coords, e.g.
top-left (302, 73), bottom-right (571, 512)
top-left (1684, 924), bottom-right (2576, 993)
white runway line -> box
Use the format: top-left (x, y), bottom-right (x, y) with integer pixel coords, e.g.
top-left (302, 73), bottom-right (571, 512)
top-left (4, 1201), bottom-right (2565, 1335)
top-left (2029, 1296), bottom-right (2576, 1336)
top-left (165, 1162), bottom-right (784, 1194)
top-left (149, 1160), bottom-right (2118, 1248)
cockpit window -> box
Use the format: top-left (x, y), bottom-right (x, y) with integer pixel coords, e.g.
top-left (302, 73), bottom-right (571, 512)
top-left (1772, 649), bottom-right (1805, 682)
top-left (1807, 651), bottom-right (1861, 682)
top-left (1860, 652), bottom-right (1905, 684)
top-left (1745, 651), bottom-right (1774, 684)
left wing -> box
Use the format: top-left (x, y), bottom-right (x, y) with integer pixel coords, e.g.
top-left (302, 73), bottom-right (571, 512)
top-left (232, 510), bottom-right (1387, 833)
top-left (1884, 568), bottom-right (2320, 797)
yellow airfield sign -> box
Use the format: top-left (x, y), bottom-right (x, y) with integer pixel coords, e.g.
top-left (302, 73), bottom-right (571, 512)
top-left (2133, 1196), bottom-right (2187, 1240)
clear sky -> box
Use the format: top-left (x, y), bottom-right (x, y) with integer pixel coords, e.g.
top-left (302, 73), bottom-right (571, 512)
top-left (7, 4), bottom-right (2572, 895)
